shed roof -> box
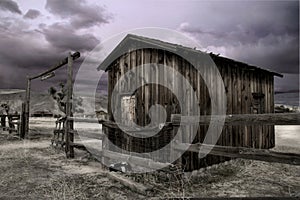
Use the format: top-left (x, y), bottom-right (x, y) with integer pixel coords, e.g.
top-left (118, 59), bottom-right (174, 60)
top-left (97, 34), bottom-right (283, 77)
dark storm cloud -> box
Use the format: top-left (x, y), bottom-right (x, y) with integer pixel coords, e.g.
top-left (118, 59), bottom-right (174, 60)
top-left (179, 1), bottom-right (299, 76)
top-left (0, 0), bottom-right (109, 91)
top-left (275, 74), bottom-right (299, 92)
top-left (0, 18), bottom-right (101, 90)
top-left (45, 0), bottom-right (112, 29)
top-left (23, 9), bottom-right (41, 19)
top-left (42, 23), bottom-right (100, 52)
top-left (0, 0), bottom-right (22, 15)
top-left (0, 24), bottom-right (65, 70)
top-left (222, 33), bottom-right (299, 74)
top-left (0, 0), bottom-right (297, 94)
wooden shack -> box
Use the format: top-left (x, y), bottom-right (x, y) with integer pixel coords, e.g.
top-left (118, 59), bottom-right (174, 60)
top-left (98, 34), bottom-right (283, 171)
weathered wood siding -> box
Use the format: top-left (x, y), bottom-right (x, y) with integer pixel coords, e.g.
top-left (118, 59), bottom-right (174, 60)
top-left (106, 48), bottom-right (275, 171)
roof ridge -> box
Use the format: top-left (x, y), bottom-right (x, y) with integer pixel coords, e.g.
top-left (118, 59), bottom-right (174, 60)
top-left (98, 34), bottom-right (283, 77)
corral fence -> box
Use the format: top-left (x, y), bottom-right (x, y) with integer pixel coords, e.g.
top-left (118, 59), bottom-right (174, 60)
top-left (0, 114), bottom-right (20, 133)
top-left (0, 104), bottom-right (26, 138)
top-left (53, 112), bottom-right (300, 170)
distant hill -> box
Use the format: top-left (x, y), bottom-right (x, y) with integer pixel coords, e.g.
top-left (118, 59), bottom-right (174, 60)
top-left (0, 89), bottom-right (107, 116)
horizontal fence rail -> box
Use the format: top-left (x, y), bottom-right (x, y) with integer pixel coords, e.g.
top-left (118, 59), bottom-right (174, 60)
top-left (0, 114), bottom-right (21, 118)
top-left (171, 113), bottom-right (300, 126)
top-left (66, 117), bottom-right (172, 137)
top-left (68, 113), bottom-right (300, 128)
top-left (63, 113), bottom-right (300, 167)
top-left (174, 141), bottom-right (300, 165)
top-left (67, 117), bottom-right (102, 123)
top-left (102, 150), bottom-right (171, 170)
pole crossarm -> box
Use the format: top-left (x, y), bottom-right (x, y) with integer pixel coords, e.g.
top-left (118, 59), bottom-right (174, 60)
top-left (29, 52), bottom-right (80, 80)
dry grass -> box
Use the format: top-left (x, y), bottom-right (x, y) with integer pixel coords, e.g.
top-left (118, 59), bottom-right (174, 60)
top-left (124, 158), bottom-right (300, 198)
top-left (0, 137), bottom-right (144, 200)
top-left (0, 122), bottom-right (300, 199)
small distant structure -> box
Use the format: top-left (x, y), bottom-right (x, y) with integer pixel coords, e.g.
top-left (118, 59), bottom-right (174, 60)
top-left (0, 90), bottom-right (25, 136)
top-left (31, 110), bottom-right (53, 117)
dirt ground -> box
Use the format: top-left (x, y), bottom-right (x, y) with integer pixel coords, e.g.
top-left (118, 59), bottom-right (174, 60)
top-left (0, 118), bottom-right (299, 199)
top-left (0, 136), bottom-right (144, 199)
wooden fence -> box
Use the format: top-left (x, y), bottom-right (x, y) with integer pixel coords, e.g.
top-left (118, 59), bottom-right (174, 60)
top-left (55, 112), bottom-right (300, 170)
top-left (0, 113), bottom-right (22, 136)
top-left (51, 117), bottom-right (66, 147)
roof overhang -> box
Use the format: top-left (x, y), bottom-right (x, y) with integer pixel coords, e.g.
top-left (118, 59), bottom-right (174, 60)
top-left (97, 34), bottom-right (283, 78)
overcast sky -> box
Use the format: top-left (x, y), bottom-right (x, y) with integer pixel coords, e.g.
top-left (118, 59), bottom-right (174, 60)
top-left (0, 0), bottom-right (298, 92)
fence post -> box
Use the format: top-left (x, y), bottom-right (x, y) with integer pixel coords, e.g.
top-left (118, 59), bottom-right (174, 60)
top-left (24, 78), bottom-right (31, 138)
top-left (1, 115), bottom-right (5, 129)
top-left (20, 103), bottom-right (26, 139)
top-left (65, 52), bottom-right (74, 158)
top-left (8, 115), bottom-right (13, 134)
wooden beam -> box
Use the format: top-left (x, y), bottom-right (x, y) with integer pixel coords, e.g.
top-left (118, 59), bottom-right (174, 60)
top-left (83, 132), bottom-right (104, 140)
top-left (102, 121), bottom-right (173, 137)
top-left (67, 117), bottom-right (173, 137)
top-left (29, 52), bottom-right (80, 80)
top-left (67, 117), bottom-right (103, 123)
top-left (171, 113), bottom-right (300, 126)
top-left (102, 150), bottom-right (172, 170)
top-left (11, 121), bottom-right (20, 125)
top-left (68, 129), bottom-right (104, 140)
top-left (0, 114), bottom-right (20, 118)
top-left (174, 141), bottom-right (300, 165)
top-left (104, 172), bottom-right (152, 195)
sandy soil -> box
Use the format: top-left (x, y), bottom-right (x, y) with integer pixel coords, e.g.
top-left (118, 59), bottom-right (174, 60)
top-left (0, 118), bottom-right (299, 199)
top-left (275, 125), bottom-right (300, 148)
